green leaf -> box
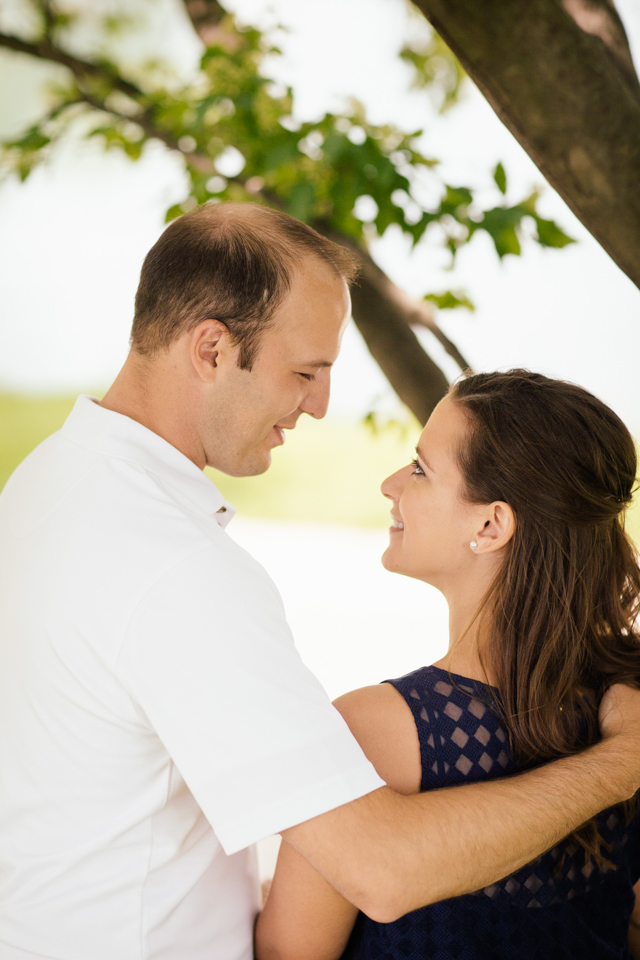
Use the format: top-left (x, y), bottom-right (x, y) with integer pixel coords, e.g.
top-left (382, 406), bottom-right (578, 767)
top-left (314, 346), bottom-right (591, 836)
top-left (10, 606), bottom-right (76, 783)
top-left (399, 27), bottom-right (466, 113)
top-left (476, 206), bottom-right (526, 258)
top-left (493, 223), bottom-right (521, 258)
top-left (363, 411), bottom-right (379, 436)
top-left (0, 0), bottom-right (576, 292)
top-left (533, 216), bottom-right (575, 249)
top-left (424, 290), bottom-right (476, 311)
top-left (263, 140), bottom-right (299, 171)
top-left (493, 162), bottom-right (507, 195)
top-left (286, 181), bottom-right (316, 222)
top-left (165, 204), bottom-right (184, 222)
top-left (9, 127), bottom-right (50, 151)
top-left (322, 131), bottom-right (347, 163)
top-left (496, 224), bottom-right (521, 257)
top-left (443, 184), bottom-right (473, 209)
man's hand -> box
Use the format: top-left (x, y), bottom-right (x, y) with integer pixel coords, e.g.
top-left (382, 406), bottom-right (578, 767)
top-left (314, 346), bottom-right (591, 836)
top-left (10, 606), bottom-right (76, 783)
top-left (599, 683), bottom-right (640, 799)
top-left (600, 683), bottom-right (640, 739)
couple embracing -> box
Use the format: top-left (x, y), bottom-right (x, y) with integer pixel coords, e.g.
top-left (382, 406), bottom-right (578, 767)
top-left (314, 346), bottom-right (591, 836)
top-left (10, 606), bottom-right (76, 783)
top-left (1, 202), bottom-right (640, 960)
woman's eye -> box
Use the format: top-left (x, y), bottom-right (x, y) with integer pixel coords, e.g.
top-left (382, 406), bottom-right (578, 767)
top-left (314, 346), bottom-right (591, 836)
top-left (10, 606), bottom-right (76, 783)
top-left (411, 458), bottom-right (425, 476)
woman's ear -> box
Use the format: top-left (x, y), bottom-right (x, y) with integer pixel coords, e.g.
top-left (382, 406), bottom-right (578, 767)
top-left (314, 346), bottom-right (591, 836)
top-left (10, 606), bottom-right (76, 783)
top-left (472, 502), bottom-right (516, 554)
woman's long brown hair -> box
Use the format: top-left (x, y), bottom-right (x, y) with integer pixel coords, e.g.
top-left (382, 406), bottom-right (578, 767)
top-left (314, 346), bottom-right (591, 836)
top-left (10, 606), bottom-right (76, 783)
top-left (451, 370), bottom-right (640, 865)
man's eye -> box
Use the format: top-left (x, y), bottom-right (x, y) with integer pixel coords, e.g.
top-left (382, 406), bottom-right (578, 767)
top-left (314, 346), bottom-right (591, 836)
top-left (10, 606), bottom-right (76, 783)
top-left (297, 373), bottom-right (315, 381)
top-left (411, 458), bottom-right (425, 476)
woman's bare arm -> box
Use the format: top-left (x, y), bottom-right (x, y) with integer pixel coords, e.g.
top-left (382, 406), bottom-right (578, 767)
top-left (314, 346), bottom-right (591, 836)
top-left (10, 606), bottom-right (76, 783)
top-left (273, 684), bottom-right (640, 925)
top-left (258, 682), bottom-right (640, 958)
top-left (255, 683), bottom-right (421, 960)
top-left (255, 841), bottom-right (358, 960)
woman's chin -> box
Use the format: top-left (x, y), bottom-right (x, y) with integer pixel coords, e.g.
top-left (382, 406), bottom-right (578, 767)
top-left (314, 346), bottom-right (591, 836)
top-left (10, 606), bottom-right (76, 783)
top-left (382, 550), bottom-right (436, 587)
top-left (381, 547), bottom-right (402, 574)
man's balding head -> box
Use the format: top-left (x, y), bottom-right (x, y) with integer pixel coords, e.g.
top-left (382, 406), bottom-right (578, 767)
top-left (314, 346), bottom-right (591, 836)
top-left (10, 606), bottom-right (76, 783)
top-left (131, 202), bottom-right (358, 369)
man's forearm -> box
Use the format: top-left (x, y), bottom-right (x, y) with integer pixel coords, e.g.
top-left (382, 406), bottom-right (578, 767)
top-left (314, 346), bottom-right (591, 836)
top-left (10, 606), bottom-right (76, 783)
top-left (283, 733), bottom-right (639, 923)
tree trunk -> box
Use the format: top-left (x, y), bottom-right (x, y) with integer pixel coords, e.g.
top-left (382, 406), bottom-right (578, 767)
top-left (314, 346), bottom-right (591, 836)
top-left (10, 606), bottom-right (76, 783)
top-left (412, 0), bottom-right (640, 290)
top-left (319, 230), bottom-right (453, 424)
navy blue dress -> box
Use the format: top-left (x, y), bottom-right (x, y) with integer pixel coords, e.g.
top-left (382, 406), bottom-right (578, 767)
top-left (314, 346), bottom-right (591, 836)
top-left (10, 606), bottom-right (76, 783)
top-left (340, 665), bottom-right (640, 960)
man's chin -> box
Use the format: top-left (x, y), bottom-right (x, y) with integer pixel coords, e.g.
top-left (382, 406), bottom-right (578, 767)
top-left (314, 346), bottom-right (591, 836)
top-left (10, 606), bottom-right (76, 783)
top-left (213, 449), bottom-right (272, 479)
top-left (242, 453), bottom-right (272, 477)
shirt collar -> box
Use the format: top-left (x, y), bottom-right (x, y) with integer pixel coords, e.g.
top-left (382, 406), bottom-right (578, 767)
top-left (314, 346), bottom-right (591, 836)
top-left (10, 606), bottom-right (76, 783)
top-left (61, 396), bottom-right (236, 528)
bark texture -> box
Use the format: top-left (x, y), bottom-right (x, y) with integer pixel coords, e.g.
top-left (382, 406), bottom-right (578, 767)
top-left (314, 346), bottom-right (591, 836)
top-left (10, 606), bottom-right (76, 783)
top-left (321, 230), bottom-right (454, 423)
top-left (412, 0), bottom-right (640, 290)
top-left (349, 253), bottom-right (452, 425)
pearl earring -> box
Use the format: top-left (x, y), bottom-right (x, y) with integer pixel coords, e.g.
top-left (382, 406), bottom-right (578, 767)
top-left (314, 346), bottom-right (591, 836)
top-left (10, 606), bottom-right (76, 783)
top-left (470, 540), bottom-right (478, 550)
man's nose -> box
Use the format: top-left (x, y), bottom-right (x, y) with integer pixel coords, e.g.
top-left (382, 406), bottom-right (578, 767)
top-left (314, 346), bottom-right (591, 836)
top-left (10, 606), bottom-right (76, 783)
top-left (300, 373), bottom-right (330, 420)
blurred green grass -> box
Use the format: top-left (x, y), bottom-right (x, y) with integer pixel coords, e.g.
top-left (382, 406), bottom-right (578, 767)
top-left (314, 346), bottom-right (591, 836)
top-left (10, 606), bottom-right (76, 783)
top-left (0, 392), bottom-right (420, 527)
top-left (2, 391), bottom-right (640, 540)
top-left (0, 393), bottom-right (79, 489)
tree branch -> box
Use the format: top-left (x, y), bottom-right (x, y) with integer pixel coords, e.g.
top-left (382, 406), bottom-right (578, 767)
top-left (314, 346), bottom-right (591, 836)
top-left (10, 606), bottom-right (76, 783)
top-left (0, 29), bottom-right (195, 159)
top-left (0, 30), bottom-right (142, 100)
top-left (381, 280), bottom-right (471, 373)
top-left (351, 283), bottom-right (451, 425)
top-left (321, 231), bottom-right (453, 423)
top-left (34, 0), bottom-right (56, 35)
top-left (184, 0), bottom-right (228, 46)
top-left (412, 0), bottom-right (640, 291)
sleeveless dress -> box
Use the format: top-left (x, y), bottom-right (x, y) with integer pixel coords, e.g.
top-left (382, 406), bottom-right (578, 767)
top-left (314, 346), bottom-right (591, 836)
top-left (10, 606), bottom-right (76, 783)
top-left (340, 665), bottom-right (640, 960)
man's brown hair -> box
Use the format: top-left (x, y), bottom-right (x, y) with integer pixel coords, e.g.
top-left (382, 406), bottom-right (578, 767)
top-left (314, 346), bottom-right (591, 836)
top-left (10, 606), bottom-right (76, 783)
top-left (131, 201), bottom-right (359, 368)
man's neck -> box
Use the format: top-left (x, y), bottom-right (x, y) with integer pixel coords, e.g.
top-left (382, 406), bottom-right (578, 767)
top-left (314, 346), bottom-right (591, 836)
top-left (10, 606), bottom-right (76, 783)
top-left (100, 353), bottom-right (207, 470)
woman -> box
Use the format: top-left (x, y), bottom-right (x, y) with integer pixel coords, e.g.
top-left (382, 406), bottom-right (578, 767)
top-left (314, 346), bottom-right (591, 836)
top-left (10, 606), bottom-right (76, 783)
top-left (255, 369), bottom-right (640, 960)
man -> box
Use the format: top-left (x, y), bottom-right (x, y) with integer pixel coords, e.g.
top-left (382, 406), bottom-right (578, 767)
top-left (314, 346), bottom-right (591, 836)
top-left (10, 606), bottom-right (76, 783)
top-left (0, 201), bottom-right (638, 960)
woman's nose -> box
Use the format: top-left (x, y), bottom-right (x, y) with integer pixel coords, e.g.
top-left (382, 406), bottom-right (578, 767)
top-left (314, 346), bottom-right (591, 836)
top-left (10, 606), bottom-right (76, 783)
top-left (381, 466), bottom-right (407, 501)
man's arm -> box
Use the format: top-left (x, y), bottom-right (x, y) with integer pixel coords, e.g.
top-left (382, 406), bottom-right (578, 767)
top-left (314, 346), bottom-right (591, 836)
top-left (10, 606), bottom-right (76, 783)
top-left (279, 683), bottom-right (640, 924)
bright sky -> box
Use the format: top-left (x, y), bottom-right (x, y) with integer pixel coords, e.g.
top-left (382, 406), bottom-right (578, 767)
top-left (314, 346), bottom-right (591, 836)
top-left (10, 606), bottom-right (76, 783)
top-left (1, 0), bottom-right (639, 430)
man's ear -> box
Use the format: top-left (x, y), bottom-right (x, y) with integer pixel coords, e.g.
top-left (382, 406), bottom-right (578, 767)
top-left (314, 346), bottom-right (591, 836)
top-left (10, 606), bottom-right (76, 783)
top-left (472, 502), bottom-right (516, 555)
top-left (189, 319), bottom-right (230, 382)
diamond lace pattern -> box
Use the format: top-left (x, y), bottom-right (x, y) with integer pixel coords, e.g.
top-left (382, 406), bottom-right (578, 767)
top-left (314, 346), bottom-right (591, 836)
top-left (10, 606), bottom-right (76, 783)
top-left (415, 678), bottom-right (510, 792)
top-left (340, 665), bottom-right (640, 960)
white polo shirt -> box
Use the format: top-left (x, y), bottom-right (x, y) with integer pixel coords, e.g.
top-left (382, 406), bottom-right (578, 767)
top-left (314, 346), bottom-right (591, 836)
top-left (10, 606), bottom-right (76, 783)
top-left (0, 396), bottom-right (383, 960)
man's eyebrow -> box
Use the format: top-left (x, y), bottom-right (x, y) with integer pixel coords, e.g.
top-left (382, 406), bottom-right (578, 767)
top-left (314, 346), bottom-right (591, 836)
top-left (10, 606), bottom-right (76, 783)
top-left (415, 444), bottom-right (433, 471)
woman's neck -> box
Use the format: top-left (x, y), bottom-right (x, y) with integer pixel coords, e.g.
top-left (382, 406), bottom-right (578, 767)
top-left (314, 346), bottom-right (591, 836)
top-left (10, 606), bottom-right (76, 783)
top-left (432, 593), bottom-right (496, 687)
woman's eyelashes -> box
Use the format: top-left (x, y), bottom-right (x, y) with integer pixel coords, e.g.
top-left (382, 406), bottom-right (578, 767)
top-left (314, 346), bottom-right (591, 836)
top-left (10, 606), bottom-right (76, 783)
top-left (411, 458), bottom-right (425, 476)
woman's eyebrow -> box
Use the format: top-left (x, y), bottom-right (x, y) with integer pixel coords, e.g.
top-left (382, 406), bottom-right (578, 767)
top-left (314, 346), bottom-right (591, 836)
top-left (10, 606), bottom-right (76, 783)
top-left (415, 445), bottom-right (433, 471)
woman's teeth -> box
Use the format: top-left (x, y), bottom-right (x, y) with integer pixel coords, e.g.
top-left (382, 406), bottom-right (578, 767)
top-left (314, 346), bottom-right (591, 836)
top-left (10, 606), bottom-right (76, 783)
top-left (392, 519), bottom-right (404, 530)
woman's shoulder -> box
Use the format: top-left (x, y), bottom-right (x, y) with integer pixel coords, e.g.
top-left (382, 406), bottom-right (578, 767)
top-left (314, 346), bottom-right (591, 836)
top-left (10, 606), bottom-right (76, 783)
top-left (333, 682), bottom-right (422, 795)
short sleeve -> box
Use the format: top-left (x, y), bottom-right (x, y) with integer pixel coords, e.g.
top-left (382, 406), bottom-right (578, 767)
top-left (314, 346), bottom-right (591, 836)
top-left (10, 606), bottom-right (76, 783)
top-left (115, 540), bottom-right (384, 854)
